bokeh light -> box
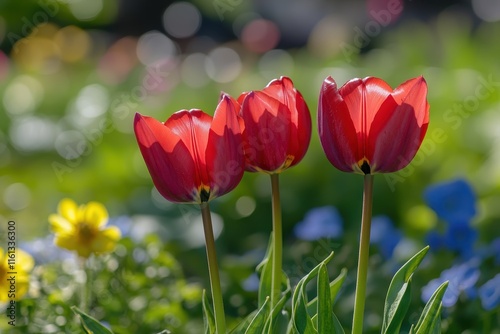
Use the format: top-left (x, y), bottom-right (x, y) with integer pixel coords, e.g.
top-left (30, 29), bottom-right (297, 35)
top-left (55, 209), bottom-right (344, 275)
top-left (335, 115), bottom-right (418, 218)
top-left (472, 0), bottom-right (500, 22)
top-left (181, 52), bottom-right (210, 88)
top-left (54, 25), bottom-right (91, 63)
top-left (163, 2), bottom-right (201, 39)
top-left (258, 49), bottom-right (294, 80)
top-left (72, 84), bottom-right (109, 119)
top-left (98, 37), bottom-right (138, 84)
top-left (3, 182), bottom-right (31, 211)
top-left (235, 196), bottom-right (256, 217)
top-left (241, 19), bottom-right (280, 53)
top-left (9, 116), bottom-right (56, 152)
top-left (136, 31), bottom-right (177, 66)
top-left (205, 47), bottom-right (242, 83)
top-left (3, 75), bottom-right (44, 117)
top-left (54, 130), bottom-right (87, 160)
top-left (68, 0), bottom-right (103, 21)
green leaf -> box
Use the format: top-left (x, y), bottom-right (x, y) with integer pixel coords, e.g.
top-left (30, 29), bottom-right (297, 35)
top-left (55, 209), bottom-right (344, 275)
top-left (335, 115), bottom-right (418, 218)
top-left (71, 306), bottom-right (114, 334)
top-left (412, 281), bottom-right (448, 334)
top-left (291, 252), bottom-right (335, 334)
top-left (230, 311), bottom-right (258, 334)
top-left (317, 263), bottom-right (334, 332)
top-left (292, 279), bottom-right (317, 334)
top-left (307, 268), bottom-right (347, 315)
top-left (382, 246), bottom-right (429, 334)
top-left (202, 290), bottom-right (216, 334)
top-left (245, 296), bottom-right (271, 334)
top-left (256, 234), bottom-right (274, 307)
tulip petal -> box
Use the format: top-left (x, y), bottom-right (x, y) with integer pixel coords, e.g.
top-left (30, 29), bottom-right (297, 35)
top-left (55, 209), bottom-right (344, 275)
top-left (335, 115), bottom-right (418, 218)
top-left (206, 94), bottom-right (244, 198)
top-left (166, 110), bottom-right (213, 190)
top-left (371, 77), bottom-right (429, 172)
top-left (241, 91), bottom-right (291, 172)
top-left (339, 77), bottom-right (393, 137)
top-left (134, 113), bottom-right (198, 202)
top-left (262, 76), bottom-right (312, 168)
top-left (318, 76), bottom-right (359, 172)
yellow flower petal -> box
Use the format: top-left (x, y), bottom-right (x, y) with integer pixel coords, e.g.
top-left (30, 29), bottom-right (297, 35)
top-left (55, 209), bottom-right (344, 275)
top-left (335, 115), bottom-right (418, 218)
top-left (58, 198), bottom-right (78, 223)
top-left (54, 234), bottom-right (79, 253)
top-left (17, 249), bottom-right (34, 272)
top-left (91, 226), bottom-right (121, 254)
top-left (55, 232), bottom-right (93, 258)
top-left (82, 201), bottom-right (108, 228)
top-left (48, 214), bottom-right (75, 234)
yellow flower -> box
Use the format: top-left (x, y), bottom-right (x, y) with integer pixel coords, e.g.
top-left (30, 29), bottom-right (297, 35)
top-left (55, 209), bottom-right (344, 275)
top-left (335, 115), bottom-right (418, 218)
top-left (0, 248), bottom-right (34, 302)
top-left (49, 198), bottom-right (121, 258)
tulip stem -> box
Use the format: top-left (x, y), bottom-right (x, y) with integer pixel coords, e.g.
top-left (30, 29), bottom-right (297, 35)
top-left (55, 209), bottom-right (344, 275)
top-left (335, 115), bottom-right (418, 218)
top-left (352, 174), bottom-right (374, 334)
top-left (200, 202), bottom-right (226, 334)
top-left (270, 174), bottom-right (283, 312)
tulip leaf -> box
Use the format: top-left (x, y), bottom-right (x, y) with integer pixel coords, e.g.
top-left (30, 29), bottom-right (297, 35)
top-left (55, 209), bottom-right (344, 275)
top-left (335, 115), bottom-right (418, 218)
top-left (230, 311), bottom-right (258, 334)
top-left (311, 312), bottom-right (344, 334)
top-left (244, 296), bottom-right (271, 334)
top-left (256, 234), bottom-right (274, 307)
top-left (412, 281), bottom-right (448, 334)
top-left (202, 290), bottom-right (216, 334)
top-left (382, 246), bottom-right (429, 334)
top-left (291, 252), bottom-right (335, 334)
top-left (71, 306), bottom-right (114, 334)
top-left (307, 267), bottom-right (347, 315)
top-left (317, 263), bottom-right (334, 332)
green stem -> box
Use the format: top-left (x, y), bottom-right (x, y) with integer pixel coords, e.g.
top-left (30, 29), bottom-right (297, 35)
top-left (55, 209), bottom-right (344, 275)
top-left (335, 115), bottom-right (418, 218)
top-left (79, 257), bottom-right (88, 312)
top-left (270, 174), bottom-right (283, 311)
top-left (352, 174), bottom-right (374, 334)
top-left (200, 203), bottom-right (226, 334)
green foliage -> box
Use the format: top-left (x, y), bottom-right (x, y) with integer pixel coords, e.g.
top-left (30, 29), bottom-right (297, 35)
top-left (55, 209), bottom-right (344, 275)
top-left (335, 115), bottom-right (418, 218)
top-left (72, 306), bottom-right (114, 334)
top-left (410, 282), bottom-right (448, 334)
top-left (382, 246), bottom-right (429, 334)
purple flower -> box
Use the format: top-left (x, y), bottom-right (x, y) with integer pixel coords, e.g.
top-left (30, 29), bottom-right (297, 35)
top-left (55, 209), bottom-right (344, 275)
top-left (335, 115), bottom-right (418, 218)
top-left (478, 274), bottom-right (500, 311)
top-left (370, 216), bottom-right (402, 259)
top-left (294, 206), bottom-right (343, 241)
top-left (423, 179), bottom-right (476, 223)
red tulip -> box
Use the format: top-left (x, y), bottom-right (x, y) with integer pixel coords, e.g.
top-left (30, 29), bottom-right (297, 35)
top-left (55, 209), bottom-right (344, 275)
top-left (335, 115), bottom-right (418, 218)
top-left (238, 76), bottom-right (312, 173)
top-left (318, 76), bottom-right (429, 174)
top-left (134, 94), bottom-right (244, 203)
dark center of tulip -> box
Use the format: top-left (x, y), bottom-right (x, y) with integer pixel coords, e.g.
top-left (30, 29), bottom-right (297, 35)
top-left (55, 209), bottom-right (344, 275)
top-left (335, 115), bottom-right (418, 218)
top-left (200, 189), bottom-right (210, 203)
top-left (360, 160), bottom-right (371, 175)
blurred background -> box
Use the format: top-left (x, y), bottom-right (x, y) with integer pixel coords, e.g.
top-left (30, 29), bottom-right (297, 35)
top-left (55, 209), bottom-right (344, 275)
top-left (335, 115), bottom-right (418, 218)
top-left (0, 0), bottom-right (499, 332)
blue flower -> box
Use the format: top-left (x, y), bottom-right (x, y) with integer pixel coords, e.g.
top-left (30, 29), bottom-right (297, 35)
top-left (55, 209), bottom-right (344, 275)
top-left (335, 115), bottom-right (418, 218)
top-left (425, 231), bottom-right (445, 251)
top-left (423, 179), bottom-right (476, 223)
top-left (294, 206), bottom-right (343, 241)
top-left (421, 259), bottom-right (480, 307)
top-left (370, 216), bottom-right (402, 259)
top-left (422, 277), bottom-right (460, 307)
top-left (242, 273), bottom-right (259, 292)
top-left (20, 235), bottom-right (75, 264)
top-left (488, 238), bottom-right (500, 265)
top-left (109, 215), bottom-right (134, 237)
top-left (478, 274), bottom-right (500, 311)
top-left (443, 221), bottom-right (478, 258)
